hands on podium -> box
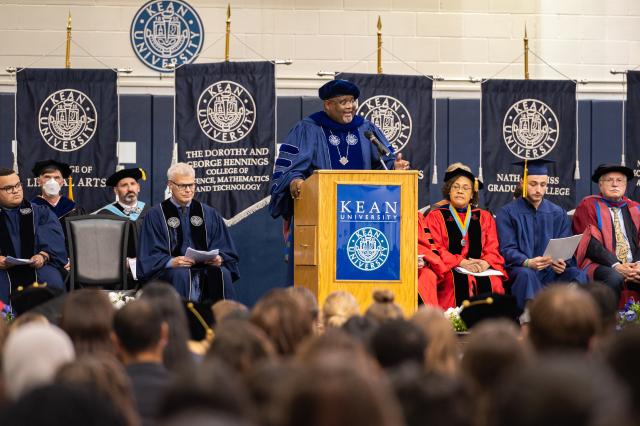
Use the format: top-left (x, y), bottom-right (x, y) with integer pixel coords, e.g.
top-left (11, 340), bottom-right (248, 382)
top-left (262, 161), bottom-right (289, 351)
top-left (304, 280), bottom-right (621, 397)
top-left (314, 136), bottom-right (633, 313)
top-left (290, 178), bottom-right (304, 199)
top-left (393, 153), bottom-right (410, 170)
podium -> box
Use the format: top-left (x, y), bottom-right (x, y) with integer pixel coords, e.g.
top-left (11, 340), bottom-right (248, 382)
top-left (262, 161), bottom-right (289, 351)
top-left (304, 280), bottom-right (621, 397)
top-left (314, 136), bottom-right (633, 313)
top-left (293, 170), bottom-right (418, 316)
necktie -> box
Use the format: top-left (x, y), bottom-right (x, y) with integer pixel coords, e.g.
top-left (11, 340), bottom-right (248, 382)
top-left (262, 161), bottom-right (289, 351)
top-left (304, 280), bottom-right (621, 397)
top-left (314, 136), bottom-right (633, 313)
top-left (611, 207), bottom-right (630, 263)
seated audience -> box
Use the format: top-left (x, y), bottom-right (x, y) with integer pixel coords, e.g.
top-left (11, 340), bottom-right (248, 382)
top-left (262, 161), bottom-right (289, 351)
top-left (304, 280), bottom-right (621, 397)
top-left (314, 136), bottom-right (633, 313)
top-left (365, 289), bottom-right (404, 324)
top-left (113, 300), bottom-right (170, 426)
top-left (322, 290), bottom-right (360, 329)
top-left (60, 288), bottom-right (115, 356)
top-left (528, 285), bottom-right (599, 353)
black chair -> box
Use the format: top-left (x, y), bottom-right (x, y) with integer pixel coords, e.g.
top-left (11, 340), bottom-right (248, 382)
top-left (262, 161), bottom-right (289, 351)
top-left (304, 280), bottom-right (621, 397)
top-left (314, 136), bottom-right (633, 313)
top-left (66, 214), bottom-right (130, 291)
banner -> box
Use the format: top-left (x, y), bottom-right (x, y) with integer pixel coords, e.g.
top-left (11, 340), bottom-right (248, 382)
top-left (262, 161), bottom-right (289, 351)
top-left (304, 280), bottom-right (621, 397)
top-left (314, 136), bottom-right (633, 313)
top-left (626, 71), bottom-right (640, 201)
top-left (176, 61), bottom-right (275, 223)
top-left (481, 79), bottom-right (576, 211)
top-left (339, 73), bottom-right (433, 208)
top-left (336, 184), bottom-right (401, 281)
top-left (17, 69), bottom-right (118, 212)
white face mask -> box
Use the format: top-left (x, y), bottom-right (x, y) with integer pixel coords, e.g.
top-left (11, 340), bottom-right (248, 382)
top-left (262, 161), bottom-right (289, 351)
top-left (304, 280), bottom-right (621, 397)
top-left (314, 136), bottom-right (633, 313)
top-left (43, 178), bottom-right (61, 196)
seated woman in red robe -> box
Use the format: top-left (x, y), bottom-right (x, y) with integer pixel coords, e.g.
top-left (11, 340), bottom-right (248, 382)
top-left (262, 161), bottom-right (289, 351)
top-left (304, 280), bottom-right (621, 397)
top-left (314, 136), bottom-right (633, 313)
top-left (424, 165), bottom-right (507, 309)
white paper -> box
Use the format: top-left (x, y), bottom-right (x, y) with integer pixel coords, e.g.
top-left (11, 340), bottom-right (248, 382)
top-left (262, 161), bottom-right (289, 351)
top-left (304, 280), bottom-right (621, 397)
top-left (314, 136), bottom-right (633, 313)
top-left (542, 234), bottom-right (583, 260)
top-left (185, 247), bottom-right (219, 263)
top-left (454, 266), bottom-right (504, 277)
top-left (5, 256), bottom-right (33, 266)
top-left (127, 258), bottom-right (138, 281)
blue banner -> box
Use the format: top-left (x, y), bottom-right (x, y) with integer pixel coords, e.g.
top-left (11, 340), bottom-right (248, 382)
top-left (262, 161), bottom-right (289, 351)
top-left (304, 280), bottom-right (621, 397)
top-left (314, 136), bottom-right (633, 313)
top-left (16, 68), bottom-right (118, 212)
top-left (339, 73), bottom-right (433, 208)
top-left (336, 184), bottom-right (401, 281)
top-left (626, 71), bottom-right (640, 202)
top-left (176, 61), bottom-right (276, 223)
top-left (481, 79), bottom-right (576, 211)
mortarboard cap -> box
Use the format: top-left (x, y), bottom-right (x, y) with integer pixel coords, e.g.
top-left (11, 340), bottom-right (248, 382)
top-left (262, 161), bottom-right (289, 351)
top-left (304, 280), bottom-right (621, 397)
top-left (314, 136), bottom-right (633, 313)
top-left (443, 167), bottom-right (484, 191)
top-left (512, 159), bottom-right (555, 176)
top-left (591, 163), bottom-right (634, 183)
top-left (459, 294), bottom-right (521, 329)
top-left (10, 283), bottom-right (64, 317)
top-left (182, 301), bottom-right (215, 341)
top-left (106, 168), bottom-right (146, 187)
top-left (318, 79), bottom-right (360, 101)
top-left (31, 159), bottom-right (72, 179)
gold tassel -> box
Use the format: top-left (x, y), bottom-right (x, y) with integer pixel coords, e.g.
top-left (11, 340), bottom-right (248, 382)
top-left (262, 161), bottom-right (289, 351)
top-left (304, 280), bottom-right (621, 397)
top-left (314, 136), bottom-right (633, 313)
top-left (522, 159), bottom-right (528, 198)
top-left (139, 168), bottom-right (147, 181)
top-left (68, 176), bottom-right (74, 201)
top-left (474, 178), bottom-right (479, 193)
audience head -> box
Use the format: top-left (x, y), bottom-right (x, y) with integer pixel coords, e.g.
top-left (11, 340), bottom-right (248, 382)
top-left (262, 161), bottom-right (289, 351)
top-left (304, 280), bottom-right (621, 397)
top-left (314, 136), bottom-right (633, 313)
top-left (323, 291), bottom-right (359, 328)
top-left (212, 300), bottom-right (249, 325)
top-left (3, 383), bottom-right (125, 426)
top-left (489, 355), bottom-right (631, 426)
top-left (167, 162), bottom-right (196, 206)
top-left (411, 306), bottom-right (459, 376)
top-left (461, 319), bottom-right (531, 395)
top-left (250, 289), bottom-right (313, 356)
top-left (286, 286), bottom-right (319, 322)
top-left (370, 319), bottom-right (426, 369)
top-left (390, 363), bottom-right (473, 426)
top-left (605, 326), bottom-right (640, 418)
top-left (280, 355), bottom-right (403, 426)
top-left (158, 359), bottom-right (255, 423)
top-left (55, 354), bottom-right (140, 426)
top-left (365, 290), bottom-right (403, 324)
top-left (139, 281), bottom-right (193, 373)
top-left (528, 285), bottom-right (599, 353)
top-left (206, 319), bottom-right (275, 376)
top-left (341, 314), bottom-right (379, 344)
top-left (113, 299), bottom-right (167, 360)
top-left (0, 168), bottom-right (23, 209)
top-left (60, 288), bottom-right (115, 356)
top-left (582, 282), bottom-right (619, 337)
top-left (2, 323), bottom-right (75, 400)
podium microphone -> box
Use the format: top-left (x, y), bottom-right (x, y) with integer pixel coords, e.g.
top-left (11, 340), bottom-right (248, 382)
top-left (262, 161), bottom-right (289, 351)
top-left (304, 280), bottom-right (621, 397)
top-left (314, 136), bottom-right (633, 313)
top-left (364, 131), bottom-right (391, 156)
top-left (364, 131), bottom-right (391, 171)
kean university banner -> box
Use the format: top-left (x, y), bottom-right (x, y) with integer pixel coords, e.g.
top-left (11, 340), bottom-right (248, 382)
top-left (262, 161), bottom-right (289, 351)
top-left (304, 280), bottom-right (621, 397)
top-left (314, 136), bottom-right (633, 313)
top-left (339, 73), bottom-right (433, 208)
top-left (626, 71), bottom-right (640, 201)
top-left (176, 61), bottom-right (275, 223)
top-left (16, 69), bottom-right (118, 212)
top-left (481, 79), bottom-right (577, 211)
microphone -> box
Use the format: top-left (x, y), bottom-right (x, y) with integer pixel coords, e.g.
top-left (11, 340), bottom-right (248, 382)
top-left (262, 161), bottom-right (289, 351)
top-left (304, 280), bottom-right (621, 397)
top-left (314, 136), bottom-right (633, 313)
top-left (364, 131), bottom-right (391, 157)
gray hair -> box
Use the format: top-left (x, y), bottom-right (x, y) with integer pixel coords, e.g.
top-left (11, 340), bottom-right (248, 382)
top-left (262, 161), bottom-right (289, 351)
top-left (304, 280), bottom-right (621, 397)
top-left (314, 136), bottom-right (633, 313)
top-left (167, 162), bottom-right (195, 181)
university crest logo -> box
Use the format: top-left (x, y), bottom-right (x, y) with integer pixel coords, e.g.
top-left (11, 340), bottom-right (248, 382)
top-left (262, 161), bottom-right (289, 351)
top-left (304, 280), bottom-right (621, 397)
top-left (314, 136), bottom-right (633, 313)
top-left (357, 95), bottom-right (412, 153)
top-left (38, 89), bottom-right (97, 152)
top-left (130, 0), bottom-right (203, 72)
top-left (197, 81), bottom-right (256, 143)
top-left (502, 98), bottom-right (559, 160)
top-left (346, 227), bottom-right (389, 271)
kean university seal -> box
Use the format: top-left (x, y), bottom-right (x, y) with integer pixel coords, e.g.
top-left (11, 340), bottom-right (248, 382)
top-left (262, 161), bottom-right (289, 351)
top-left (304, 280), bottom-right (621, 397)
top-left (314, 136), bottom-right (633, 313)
top-left (38, 89), bottom-right (97, 152)
top-left (502, 98), bottom-right (559, 160)
top-left (197, 80), bottom-right (256, 143)
top-left (130, 0), bottom-right (204, 72)
top-left (357, 95), bottom-right (412, 153)
top-left (346, 227), bottom-right (390, 272)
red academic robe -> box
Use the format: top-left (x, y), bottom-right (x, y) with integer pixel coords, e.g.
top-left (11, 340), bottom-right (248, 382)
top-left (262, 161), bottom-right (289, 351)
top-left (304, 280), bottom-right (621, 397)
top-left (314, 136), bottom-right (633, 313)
top-left (417, 212), bottom-right (448, 307)
top-left (425, 205), bottom-right (507, 309)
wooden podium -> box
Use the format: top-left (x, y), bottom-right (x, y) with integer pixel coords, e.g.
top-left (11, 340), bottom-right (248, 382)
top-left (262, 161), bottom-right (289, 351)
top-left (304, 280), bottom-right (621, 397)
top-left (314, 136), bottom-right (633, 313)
top-left (293, 170), bottom-right (418, 316)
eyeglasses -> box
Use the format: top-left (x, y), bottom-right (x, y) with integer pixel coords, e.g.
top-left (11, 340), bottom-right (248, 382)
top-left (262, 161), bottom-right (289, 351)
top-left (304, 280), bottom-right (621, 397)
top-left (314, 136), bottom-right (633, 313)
top-left (0, 182), bottom-right (22, 194)
top-left (330, 97), bottom-right (358, 108)
top-left (600, 177), bottom-right (626, 185)
top-left (451, 184), bottom-right (472, 192)
top-left (170, 181), bottom-right (196, 191)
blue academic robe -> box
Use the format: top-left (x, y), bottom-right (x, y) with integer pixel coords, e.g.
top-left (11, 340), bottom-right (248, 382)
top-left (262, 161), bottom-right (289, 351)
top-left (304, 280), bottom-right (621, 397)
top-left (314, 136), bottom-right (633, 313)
top-left (0, 204), bottom-right (67, 304)
top-left (495, 197), bottom-right (586, 308)
top-left (269, 113), bottom-right (395, 220)
top-left (136, 202), bottom-right (240, 301)
top-left (31, 196), bottom-right (79, 219)
top-left (268, 112), bottom-right (395, 286)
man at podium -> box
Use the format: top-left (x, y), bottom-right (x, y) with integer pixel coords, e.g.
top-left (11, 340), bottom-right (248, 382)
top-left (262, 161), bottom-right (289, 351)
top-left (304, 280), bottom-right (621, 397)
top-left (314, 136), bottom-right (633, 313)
top-left (268, 79), bottom-right (409, 284)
